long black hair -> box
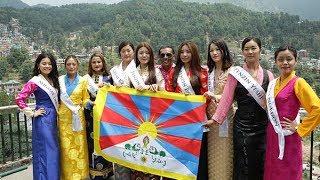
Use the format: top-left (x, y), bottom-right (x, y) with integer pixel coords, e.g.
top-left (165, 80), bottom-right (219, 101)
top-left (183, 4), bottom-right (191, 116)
top-left (173, 41), bottom-right (202, 95)
top-left (33, 52), bottom-right (60, 101)
top-left (135, 42), bottom-right (156, 85)
top-left (207, 39), bottom-right (233, 73)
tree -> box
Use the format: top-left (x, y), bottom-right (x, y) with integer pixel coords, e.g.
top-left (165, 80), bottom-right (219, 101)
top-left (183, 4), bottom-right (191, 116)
top-left (6, 47), bottom-right (30, 69)
top-left (19, 61), bottom-right (34, 83)
top-left (0, 90), bottom-right (10, 106)
top-left (0, 57), bottom-right (9, 80)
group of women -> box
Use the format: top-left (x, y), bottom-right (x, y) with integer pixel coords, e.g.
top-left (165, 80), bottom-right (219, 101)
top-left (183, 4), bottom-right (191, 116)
top-left (15, 37), bottom-right (320, 180)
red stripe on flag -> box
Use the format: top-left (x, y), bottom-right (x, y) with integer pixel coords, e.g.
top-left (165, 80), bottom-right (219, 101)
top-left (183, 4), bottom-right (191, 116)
top-left (110, 92), bottom-right (144, 123)
top-left (158, 133), bottom-right (201, 157)
top-left (101, 107), bottom-right (137, 128)
top-left (158, 105), bottom-right (206, 128)
top-left (149, 97), bottom-right (175, 123)
top-left (100, 134), bottom-right (138, 149)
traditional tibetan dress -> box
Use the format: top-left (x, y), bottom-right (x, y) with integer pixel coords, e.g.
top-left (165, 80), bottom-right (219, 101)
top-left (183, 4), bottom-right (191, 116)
top-left (83, 74), bottom-right (114, 179)
top-left (58, 74), bottom-right (90, 180)
top-left (264, 71), bottom-right (320, 180)
top-left (16, 75), bottom-right (60, 180)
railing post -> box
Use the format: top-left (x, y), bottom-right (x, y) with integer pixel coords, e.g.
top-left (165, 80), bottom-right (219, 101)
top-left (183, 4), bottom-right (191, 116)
top-left (16, 112), bottom-right (22, 159)
top-left (8, 113), bottom-right (14, 161)
top-left (23, 114), bottom-right (30, 156)
top-left (0, 115), bottom-right (5, 164)
top-left (309, 131), bottom-right (314, 180)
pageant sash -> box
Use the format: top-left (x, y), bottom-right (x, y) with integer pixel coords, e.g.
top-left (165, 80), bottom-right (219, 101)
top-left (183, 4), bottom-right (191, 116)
top-left (83, 74), bottom-right (100, 97)
top-left (30, 75), bottom-right (59, 111)
top-left (59, 75), bottom-right (82, 131)
top-left (125, 60), bottom-right (146, 88)
top-left (208, 69), bottom-right (229, 137)
top-left (208, 69), bottom-right (215, 92)
top-left (266, 78), bottom-right (300, 160)
top-left (230, 66), bottom-right (266, 109)
top-left (110, 60), bottom-right (145, 88)
top-left (110, 64), bottom-right (126, 86)
top-left (177, 67), bottom-right (195, 94)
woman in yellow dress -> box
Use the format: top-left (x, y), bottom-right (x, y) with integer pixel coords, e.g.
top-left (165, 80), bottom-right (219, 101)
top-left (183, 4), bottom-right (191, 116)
top-left (58, 55), bottom-right (90, 179)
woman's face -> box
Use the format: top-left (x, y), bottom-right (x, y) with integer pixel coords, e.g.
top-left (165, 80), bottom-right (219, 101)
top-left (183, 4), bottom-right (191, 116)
top-left (180, 45), bottom-right (192, 64)
top-left (210, 44), bottom-right (222, 63)
top-left (275, 49), bottom-right (297, 77)
top-left (137, 47), bottom-right (150, 66)
top-left (38, 57), bottom-right (52, 76)
top-left (242, 40), bottom-right (261, 63)
top-left (120, 45), bottom-right (134, 63)
top-left (91, 56), bottom-right (103, 73)
top-left (65, 58), bottom-right (78, 75)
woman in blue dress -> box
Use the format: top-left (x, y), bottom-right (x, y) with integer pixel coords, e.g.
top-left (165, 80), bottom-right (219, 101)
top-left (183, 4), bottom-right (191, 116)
top-left (15, 52), bottom-right (60, 180)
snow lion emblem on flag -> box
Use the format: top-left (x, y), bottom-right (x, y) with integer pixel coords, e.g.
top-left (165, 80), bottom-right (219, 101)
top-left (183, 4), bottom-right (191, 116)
top-left (93, 86), bottom-right (206, 179)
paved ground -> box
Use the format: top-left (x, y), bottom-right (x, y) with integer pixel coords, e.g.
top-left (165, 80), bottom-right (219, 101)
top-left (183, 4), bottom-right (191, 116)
top-left (1, 165), bottom-right (33, 180)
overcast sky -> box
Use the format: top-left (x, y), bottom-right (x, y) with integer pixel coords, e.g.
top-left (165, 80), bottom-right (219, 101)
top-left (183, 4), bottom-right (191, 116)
top-left (21, 0), bottom-right (123, 6)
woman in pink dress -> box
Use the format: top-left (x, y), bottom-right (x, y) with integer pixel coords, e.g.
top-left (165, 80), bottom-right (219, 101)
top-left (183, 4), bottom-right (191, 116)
top-left (264, 45), bottom-right (320, 180)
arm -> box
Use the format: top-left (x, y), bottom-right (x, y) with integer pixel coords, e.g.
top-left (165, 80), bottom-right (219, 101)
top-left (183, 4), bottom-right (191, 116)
top-left (15, 82), bottom-right (37, 117)
top-left (211, 74), bottom-right (237, 124)
top-left (155, 68), bottom-right (165, 91)
top-left (294, 78), bottom-right (320, 137)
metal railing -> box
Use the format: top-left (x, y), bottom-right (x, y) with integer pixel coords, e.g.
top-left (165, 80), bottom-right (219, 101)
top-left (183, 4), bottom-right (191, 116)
top-left (0, 106), bottom-right (318, 179)
top-left (0, 104), bottom-right (34, 177)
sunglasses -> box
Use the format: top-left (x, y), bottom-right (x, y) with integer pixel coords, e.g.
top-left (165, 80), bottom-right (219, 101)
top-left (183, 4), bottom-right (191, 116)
top-left (159, 53), bottom-right (173, 59)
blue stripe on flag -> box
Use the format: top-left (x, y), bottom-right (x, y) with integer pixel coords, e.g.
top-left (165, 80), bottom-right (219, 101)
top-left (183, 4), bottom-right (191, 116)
top-left (155, 138), bottom-right (198, 176)
top-left (154, 101), bottom-right (202, 125)
top-left (130, 95), bottom-right (150, 121)
top-left (106, 93), bottom-right (141, 125)
top-left (100, 121), bottom-right (136, 136)
top-left (159, 123), bottom-right (203, 140)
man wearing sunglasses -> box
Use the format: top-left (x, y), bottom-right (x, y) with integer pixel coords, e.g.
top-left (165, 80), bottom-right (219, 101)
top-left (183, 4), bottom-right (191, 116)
top-left (157, 46), bottom-right (175, 86)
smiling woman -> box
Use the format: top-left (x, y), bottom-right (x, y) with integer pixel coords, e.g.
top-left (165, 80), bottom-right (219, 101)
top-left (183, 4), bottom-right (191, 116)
top-left (264, 45), bottom-right (320, 180)
top-left (15, 52), bottom-right (60, 180)
top-left (83, 52), bottom-right (114, 179)
top-left (166, 41), bottom-right (209, 180)
top-left (58, 55), bottom-right (91, 180)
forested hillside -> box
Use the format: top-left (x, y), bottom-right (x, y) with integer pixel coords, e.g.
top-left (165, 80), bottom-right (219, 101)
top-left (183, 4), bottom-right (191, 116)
top-left (184, 0), bottom-right (320, 20)
top-left (0, 0), bottom-right (319, 57)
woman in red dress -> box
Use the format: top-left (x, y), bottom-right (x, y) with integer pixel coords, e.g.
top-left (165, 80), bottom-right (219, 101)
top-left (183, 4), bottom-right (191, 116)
top-left (166, 41), bottom-right (208, 179)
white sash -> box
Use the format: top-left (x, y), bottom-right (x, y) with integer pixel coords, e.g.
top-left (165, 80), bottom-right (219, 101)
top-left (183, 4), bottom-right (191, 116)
top-left (110, 64), bottom-right (127, 86)
top-left (83, 74), bottom-right (100, 97)
top-left (266, 78), bottom-right (300, 160)
top-left (208, 69), bottom-right (229, 137)
top-left (208, 69), bottom-right (215, 92)
top-left (177, 67), bottom-right (195, 94)
top-left (30, 75), bottom-right (59, 111)
top-left (59, 75), bottom-right (82, 132)
top-left (230, 66), bottom-right (266, 109)
top-left (110, 60), bottom-right (145, 88)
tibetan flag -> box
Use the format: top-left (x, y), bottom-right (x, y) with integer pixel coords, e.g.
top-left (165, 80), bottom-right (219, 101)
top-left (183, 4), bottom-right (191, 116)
top-left (93, 86), bottom-right (206, 180)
